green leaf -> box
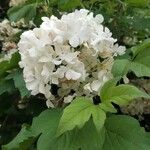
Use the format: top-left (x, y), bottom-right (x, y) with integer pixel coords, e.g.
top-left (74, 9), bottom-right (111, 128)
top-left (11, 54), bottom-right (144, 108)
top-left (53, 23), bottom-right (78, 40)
top-left (130, 39), bottom-right (150, 77)
top-left (0, 79), bottom-right (15, 95)
top-left (7, 3), bottom-right (37, 22)
top-left (100, 78), bottom-right (120, 99)
top-left (131, 39), bottom-right (150, 59)
top-left (111, 59), bottom-right (130, 77)
top-left (37, 119), bottom-right (105, 150)
top-left (101, 83), bottom-right (150, 106)
top-left (111, 39), bottom-right (150, 77)
top-left (0, 52), bottom-right (20, 78)
top-left (92, 105), bottom-right (106, 132)
top-left (2, 126), bottom-right (38, 150)
top-left (125, 0), bottom-right (150, 7)
top-left (2, 109), bottom-right (62, 150)
top-left (130, 61), bottom-right (150, 77)
top-left (3, 109), bottom-right (105, 150)
top-left (58, 0), bottom-right (82, 10)
top-left (4, 109), bottom-right (150, 150)
top-left (6, 69), bottom-right (30, 98)
top-left (68, 120), bottom-right (105, 150)
top-left (57, 97), bottom-right (106, 136)
top-left (100, 79), bottom-right (150, 106)
top-left (131, 17), bottom-right (150, 34)
top-left (99, 103), bottom-right (117, 113)
top-left (31, 109), bottom-right (62, 132)
top-left (102, 115), bottom-right (150, 150)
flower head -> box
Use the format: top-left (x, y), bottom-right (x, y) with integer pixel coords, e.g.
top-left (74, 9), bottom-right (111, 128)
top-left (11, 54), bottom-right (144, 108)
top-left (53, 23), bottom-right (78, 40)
top-left (18, 9), bottom-right (126, 107)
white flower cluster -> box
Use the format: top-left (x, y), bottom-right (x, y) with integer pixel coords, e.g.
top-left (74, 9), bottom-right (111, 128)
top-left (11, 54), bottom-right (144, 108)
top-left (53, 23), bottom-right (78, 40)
top-left (18, 9), bottom-right (126, 107)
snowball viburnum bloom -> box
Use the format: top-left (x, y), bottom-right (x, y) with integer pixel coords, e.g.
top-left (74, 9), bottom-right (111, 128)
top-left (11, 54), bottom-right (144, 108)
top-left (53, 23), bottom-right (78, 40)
top-left (18, 9), bottom-right (126, 107)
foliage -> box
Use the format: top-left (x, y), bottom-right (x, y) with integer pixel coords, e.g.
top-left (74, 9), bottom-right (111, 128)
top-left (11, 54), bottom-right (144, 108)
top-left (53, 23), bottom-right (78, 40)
top-left (112, 39), bottom-right (150, 77)
top-left (57, 97), bottom-right (106, 136)
top-left (2, 109), bottom-right (150, 150)
top-left (57, 81), bottom-right (150, 136)
top-left (5, 69), bottom-right (30, 98)
top-left (100, 78), bottom-right (150, 105)
top-left (0, 52), bottom-right (20, 78)
top-left (6, 0), bottom-right (150, 42)
top-left (103, 115), bottom-right (150, 150)
top-left (0, 0), bottom-right (150, 149)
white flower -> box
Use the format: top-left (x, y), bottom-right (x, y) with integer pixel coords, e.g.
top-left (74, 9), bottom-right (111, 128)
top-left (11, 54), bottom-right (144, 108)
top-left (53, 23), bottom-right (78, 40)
top-left (46, 100), bottom-right (54, 108)
top-left (112, 44), bottom-right (126, 56)
top-left (65, 69), bottom-right (81, 80)
top-left (91, 80), bottom-right (102, 92)
top-left (18, 9), bottom-right (126, 107)
top-left (64, 94), bottom-right (76, 103)
top-left (123, 75), bottom-right (129, 84)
